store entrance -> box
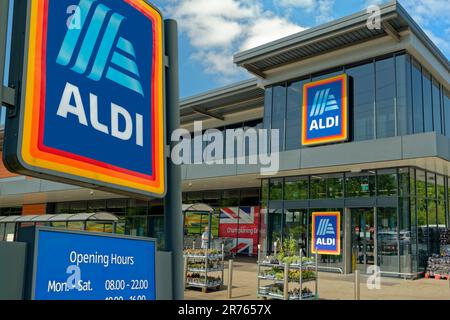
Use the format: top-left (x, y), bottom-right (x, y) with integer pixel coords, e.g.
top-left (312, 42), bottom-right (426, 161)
top-left (351, 208), bottom-right (375, 273)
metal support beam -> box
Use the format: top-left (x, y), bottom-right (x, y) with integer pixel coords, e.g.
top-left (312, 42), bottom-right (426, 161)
top-left (0, 0), bottom-right (10, 106)
top-left (382, 21), bottom-right (401, 42)
top-left (192, 106), bottom-right (225, 121)
top-left (163, 19), bottom-right (183, 300)
top-left (243, 64), bottom-right (267, 79)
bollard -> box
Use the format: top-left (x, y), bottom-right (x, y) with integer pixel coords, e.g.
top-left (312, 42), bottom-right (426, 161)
top-left (354, 270), bottom-right (360, 300)
top-left (183, 256), bottom-right (188, 290)
top-left (227, 259), bottom-right (234, 299)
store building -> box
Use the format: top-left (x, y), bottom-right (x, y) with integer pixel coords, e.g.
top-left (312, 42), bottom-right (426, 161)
top-left (1, 1), bottom-right (449, 277)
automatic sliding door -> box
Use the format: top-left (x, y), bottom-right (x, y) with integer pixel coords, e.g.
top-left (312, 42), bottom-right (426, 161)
top-left (377, 207), bottom-right (399, 273)
top-left (351, 208), bottom-right (375, 273)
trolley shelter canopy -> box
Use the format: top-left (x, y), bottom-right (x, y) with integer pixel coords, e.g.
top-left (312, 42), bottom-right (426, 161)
top-left (0, 212), bottom-right (119, 224)
top-left (182, 203), bottom-right (214, 213)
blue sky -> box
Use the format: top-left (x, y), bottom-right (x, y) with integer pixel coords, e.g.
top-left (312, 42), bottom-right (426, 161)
top-left (153, 0), bottom-right (450, 98)
top-left (4, 0), bottom-right (450, 99)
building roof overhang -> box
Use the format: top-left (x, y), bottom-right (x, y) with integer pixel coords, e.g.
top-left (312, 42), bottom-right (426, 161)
top-left (234, 0), bottom-right (450, 78)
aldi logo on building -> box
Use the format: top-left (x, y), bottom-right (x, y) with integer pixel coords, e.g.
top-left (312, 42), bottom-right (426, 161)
top-left (311, 212), bottom-right (340, 255)
top-left (302, 75), bottom-right (349, 146)
top-left (3, 0), bottom-right (165, 198)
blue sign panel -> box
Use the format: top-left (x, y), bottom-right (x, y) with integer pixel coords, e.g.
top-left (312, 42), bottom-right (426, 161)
top-left (33, 229), bottom-right (156, 300)
top-left (6, 0), bottom-right (165, 198)
top-left (302, 75), bottom-right (349, 146)
top-left (311, 212), bottom-right (340, 255)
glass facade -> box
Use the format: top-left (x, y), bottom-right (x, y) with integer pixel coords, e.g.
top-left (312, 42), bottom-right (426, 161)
top-left (263, 52), bottom-right (449, 150)
top-left (261, 167), bottom-right (450, 276)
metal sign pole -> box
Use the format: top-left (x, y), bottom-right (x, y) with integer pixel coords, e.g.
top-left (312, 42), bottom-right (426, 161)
top-left (0, 0), bottom-right (10, 104)
top-left (163, 19), bottom-right (183, 300)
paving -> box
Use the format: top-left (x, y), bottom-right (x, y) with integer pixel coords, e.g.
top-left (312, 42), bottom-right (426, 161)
top-left (184, 257), bottom-right (450, 300)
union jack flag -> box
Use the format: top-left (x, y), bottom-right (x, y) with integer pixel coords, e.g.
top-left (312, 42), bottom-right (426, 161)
top-left (219, 207), bottom-right (260, 255)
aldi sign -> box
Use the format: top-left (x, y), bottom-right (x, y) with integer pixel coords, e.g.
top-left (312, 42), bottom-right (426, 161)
top-left (311, 212), bottom-right (340, 255)
top-left (3, 0), bottom-right (166, 198)
top-left (302, 75), bottom-right (349, 146)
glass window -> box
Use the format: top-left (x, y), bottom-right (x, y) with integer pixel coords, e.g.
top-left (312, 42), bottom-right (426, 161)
top-left (186, 191), bottom-right (203, 204)
top-left (263, 88), bottom-right (272, 130)
top-left (444, 89), bottom-right (450, 137)
top-left (126, 199), bottom-right (149, 216)
top-left (375, 57), bottom-right (396, 138)
top-left (345, 171), bottom-right (376, 197)
top-left (312, 68), bottom-right (343, 81)
top-left (284, 176), bottom-right (309, 200)
top-left (311, 175), bottom-right (327, 199)
top-left (399, 167), bottom-right (410, 197)
top-left (410, 196), bottom-right (419, 273)
top-left (268, 209), bottom-right (283, 253)
top-left (284, 209), bottom-right (308, 254)
top-left (346, 62), bottom-right (375, 141)
top-left (377, 207), bottom-right (399, 273)
top-left (412, 59), bottom-right (424, 133)
top-left (70, 201), bottom-right (88, 214)
top-left (261, 179), bottom-right (269, 206)
top-left (263, 88), bottom-right (272, 152)
top-left (55, 202), bottom-right (71, 214)
top-left (269, 178), bottom-right (283, 201)
top-left (271, 85), bottom-right (286, 150)
top-left (416, 197), bottom-right (428, 269)
top-left (426, 172), bottom-right (436, 200)
top-left (203, 190), bottom-right (221, 207)
top-left (327, 173), bottom-right (344, 198)
top-left (240, 188), bottom-right (260, 206)
top-left (432, 79), bottom-right (442, 134)
top-left (106, 199), bottom-right (127, 215)
top-left (422, 70), bottom-right (433, 132)
top-left (286, 79), bottom-right (307, 150)
top-left (396, 54), bottom-right (413, 135)
top-left (416, 169), bottom-right (426, 199)
top-left (87, 200), bottom-right (106, 213)
top-left (220, 190), bottom-right (240, 206)
top-left (428, 200), bottom-right (439, 254)
top-left (377, 169), bottom-right (397, 196)
top-left (399, 197), bottom-right (412, 274)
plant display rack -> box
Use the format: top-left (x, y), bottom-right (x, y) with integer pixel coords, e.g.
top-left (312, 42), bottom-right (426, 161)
top-left (257, 246), bottom-right (319, 300)
top-left (184, 245), bottom-right (225, 293)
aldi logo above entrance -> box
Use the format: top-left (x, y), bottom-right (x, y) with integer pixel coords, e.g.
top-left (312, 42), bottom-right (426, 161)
top-left (4, 0), bottom-right (166, 198)
top-left (302, 74), bottom-right (349, 146)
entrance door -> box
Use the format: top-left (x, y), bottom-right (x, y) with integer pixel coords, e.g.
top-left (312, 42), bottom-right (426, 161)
top-left (351, 208), bottom-right (375, 273)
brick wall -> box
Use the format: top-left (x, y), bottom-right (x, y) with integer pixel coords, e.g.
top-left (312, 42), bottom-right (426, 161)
top-left (22, 204), bottom-right (47, 215)
top-left (0, 151), bottom-right (17, 179)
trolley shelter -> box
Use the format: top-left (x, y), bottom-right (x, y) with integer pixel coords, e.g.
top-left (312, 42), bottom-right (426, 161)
top-left (182, 203), bottom-right (217, 250)
top-left (0, 212), bottom-right (119, 242)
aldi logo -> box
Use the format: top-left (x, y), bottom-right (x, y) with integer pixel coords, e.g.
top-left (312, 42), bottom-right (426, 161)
top-left (3, 0), bottom-right (166, 198)
top-left (311, 212), bottom-right (340, 255)
top-left (302, 75), bottom-right (349, 146)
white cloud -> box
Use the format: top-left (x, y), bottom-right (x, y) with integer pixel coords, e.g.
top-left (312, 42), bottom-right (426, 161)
top-left (277, 0), bottom-right (316, 10)
top-left (277, 0), bottom-right (335, 24)
top-left (167, 0), bottom-right (306, 80)
top-left (423, 28), bottom-right (450, 56)
top-left (400, 0), bottom-right (450, 26)
top-left (241, 16), bottom-right (305, 51)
